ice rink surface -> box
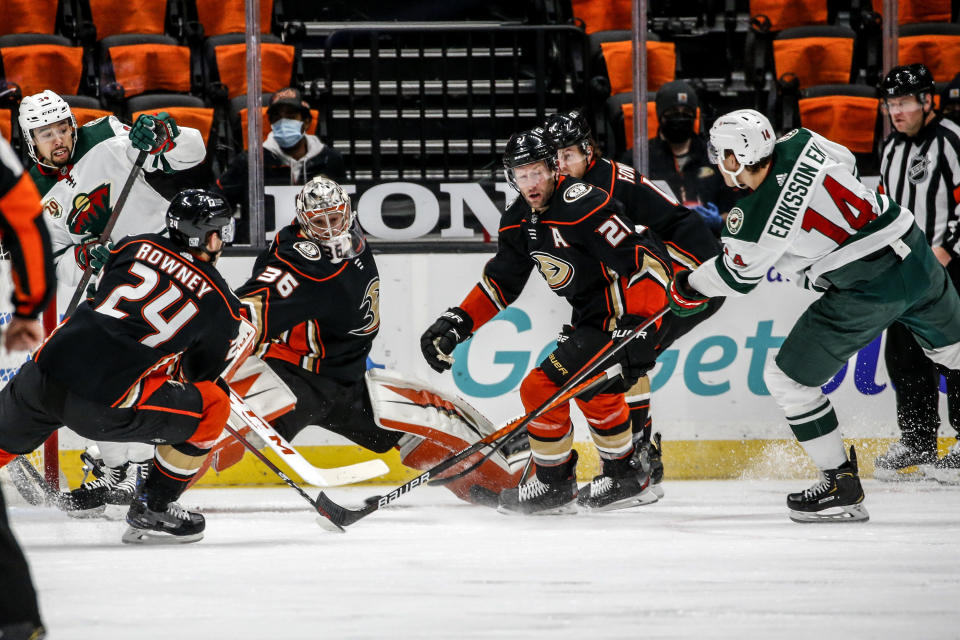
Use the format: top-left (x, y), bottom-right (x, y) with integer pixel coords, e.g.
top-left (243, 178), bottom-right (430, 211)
top-left (9, 479), bottom-right (960, 639)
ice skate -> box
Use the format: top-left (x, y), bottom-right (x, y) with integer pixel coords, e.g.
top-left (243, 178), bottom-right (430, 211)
top-left (634, 430), bottom-right (664, 498)
top-left (64, 464), bottom-right (124, 518)
top-left (787, 446), bottom-right (869, 523)
top-left (122, 498), bottom-right (205, 544)
top-left (874, 440), bottom-right (935, 482)
top-left (498, 451), bottom-right (578, 515)
top-left (921, 441), bottom-right (960, 485)
top-left (577, 448), bottom-right (659, 511)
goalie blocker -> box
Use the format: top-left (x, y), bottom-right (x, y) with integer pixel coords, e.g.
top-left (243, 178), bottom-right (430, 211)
top-left (202, 357), bottom-right (528, 502)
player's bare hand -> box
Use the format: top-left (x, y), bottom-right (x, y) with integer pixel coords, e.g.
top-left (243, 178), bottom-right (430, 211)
top-left (3, 317), bottom-right (44, 352)
top-left (933, 246), bottom-right (952, 267)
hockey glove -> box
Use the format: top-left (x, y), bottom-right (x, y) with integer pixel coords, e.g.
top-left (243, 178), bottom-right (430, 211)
top-left (613, 314), bottom-right (664, 381)
top-left (74, 239), bottom-right (114, 275)
top-left (420, 307), bottom-right (474, 373)
top-left (129, 112), bottom-right (180, 156)
top-left (668, 270), bottom-right (709, 317)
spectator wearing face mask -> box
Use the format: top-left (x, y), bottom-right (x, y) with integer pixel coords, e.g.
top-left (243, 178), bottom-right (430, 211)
top-left (213, 87), bottom-right (346, 242)
top-left (647, 80), bottom-right (738, 235)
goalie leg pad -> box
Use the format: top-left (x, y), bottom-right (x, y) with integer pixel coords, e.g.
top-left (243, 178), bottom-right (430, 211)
top-left (367, 369), bottom-right (529, 504)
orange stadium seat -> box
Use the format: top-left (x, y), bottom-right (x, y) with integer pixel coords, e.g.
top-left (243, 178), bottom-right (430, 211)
top-left (0, 0), bottom-right (60, 36)
top-left (596, 37), bottom-right (676, 95)
top-left (99, 34), bottom-right (194, 101)
top-left (749, 0), bottom-right (828, 32)
top-left (128, 94), bottom-right (214, 145)
top-left (62, 95), bottom-right (111, 127)
top-left (571, 0), bottom-right (631, 34)
top-left (799, 84), bottom-right (879, 154)
top-left (872, 0), bottom-right (951, 26)
top-left (0, 109), bottom-right (11, 141)
top-left (898, 23), bottom-right (960, 83)
top-left (773, 25), bottom-right (855, 88)
top-left (194, 0), bottom-right (274, 36)
top-left (205, 34), bottom-right (295, 100)
top-left (82, 0), bottom-right (168, 40)
top-left (0, 35), bottom-right (83, 97)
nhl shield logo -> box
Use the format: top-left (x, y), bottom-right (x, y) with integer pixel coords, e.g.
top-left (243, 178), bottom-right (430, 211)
top-left (908, 154), bottom-right (930, 184)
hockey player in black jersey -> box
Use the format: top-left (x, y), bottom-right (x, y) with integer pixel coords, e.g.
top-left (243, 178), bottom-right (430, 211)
top-left (215, 175), bottom-right (525, 504)
top-left (542, 109), bottom-right (726, 494)
top-left (422, 129), bottom-right (674, 514)
top-left (0, 189), bottom-right (245, 544)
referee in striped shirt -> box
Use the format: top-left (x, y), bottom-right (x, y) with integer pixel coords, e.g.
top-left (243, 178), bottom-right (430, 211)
top-left (876, 63), bottom-right (960, 482)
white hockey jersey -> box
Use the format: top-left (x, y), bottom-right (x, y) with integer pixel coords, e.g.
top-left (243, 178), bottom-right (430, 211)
top-left (28, 115), bottom-right (206, 287)
top-left (690, 127), bottom-right (915, 296)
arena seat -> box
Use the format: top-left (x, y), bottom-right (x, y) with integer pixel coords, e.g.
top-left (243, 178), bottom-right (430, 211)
top-left (773, 25), bottom-right (855, 88)
top-left (193, 0), bottom-right (274, 37)
top-left (127, 94), bottom-right (214, 146)
top-left (898, 23), bottom-right (960, 83)
top-left (590, 31), bottom-right (676, 96)
top-left (871, 0), bottom-right (952, 26)
top-left (98, 34), bottom-right (196, 104)
top-left (204, 33), bottom-right (296, 101)
top-left (799, 84), bottom-right (879, 155)
top-left (0, 0), bottom-right (61, 36)
top-left (0, 34), bottom-right (84, 98)
top-left (749, 0), bottom-right (828, 32)
top-left (78, 0), bottom-right (168, 40)
top-left (62, 94), bottom-right (111, 127)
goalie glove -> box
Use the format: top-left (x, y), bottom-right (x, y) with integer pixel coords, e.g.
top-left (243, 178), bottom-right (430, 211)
top-left (668, 270), bottom-right (709, 317)
top-left (420, 307), bottom-right (473, 373)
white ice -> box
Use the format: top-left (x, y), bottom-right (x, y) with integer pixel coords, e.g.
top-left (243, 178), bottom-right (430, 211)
top-left (9, 480), bottom-right (960, 639)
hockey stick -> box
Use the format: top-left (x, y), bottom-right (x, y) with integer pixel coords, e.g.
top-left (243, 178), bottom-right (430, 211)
top-left (313, 306), bottom-right (670, 529)
top-left (222, 423), bottom-right (345, 532)
top-left (228, 388), bottom-right (389, 487)
top-left (65, 150), bottom-right (148, 317)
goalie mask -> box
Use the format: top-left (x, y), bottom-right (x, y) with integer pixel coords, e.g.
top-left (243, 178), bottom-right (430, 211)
top-left (18, 90), bottom-right (78, 168)
top-left (707, 109), bottom-right (775, 188)
top-left (295, 175), bottom-right (364, 262)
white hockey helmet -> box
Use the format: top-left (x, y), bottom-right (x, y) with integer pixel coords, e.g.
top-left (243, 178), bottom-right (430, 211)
top-left (295, 175), bottom-right (363, 261)
top-left (707, 109), bottom-right (775, 186)
top-left (18, 90), bottom-right (77, 167)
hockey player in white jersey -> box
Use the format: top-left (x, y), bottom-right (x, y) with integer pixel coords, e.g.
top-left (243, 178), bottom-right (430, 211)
top-left (668, 109), bottom-right (960, 522)
top-left (19, 89), bottom-right (207, 517)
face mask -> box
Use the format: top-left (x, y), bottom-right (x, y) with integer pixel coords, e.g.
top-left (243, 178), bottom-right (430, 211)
top-left (272, 119), bottom-right (305, 148)
top-left (660, 116), bottom-right (695, 144)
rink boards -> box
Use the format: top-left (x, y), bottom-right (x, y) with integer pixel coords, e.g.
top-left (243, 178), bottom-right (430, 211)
top-left (52, 251), bottom-right (958, 486)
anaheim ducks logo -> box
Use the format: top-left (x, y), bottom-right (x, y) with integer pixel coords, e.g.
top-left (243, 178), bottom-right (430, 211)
top-left (67, 182), bottom-right (112, 236)
top-left (349, 277), bottom-right (381, 336)
top-left (531, 252), bottom-right (574, 290)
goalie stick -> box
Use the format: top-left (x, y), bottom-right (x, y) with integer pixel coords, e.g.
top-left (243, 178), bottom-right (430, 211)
top-left (313, 306), bottom-right (670, 529)
top-left (228, 388), bottom-right (389, 487)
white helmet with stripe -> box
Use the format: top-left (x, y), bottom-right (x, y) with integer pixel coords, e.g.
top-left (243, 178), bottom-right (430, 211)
top-left (18, 90), bottom-right (77, 167)
top-left (707, 109), bottom-right (775, 187)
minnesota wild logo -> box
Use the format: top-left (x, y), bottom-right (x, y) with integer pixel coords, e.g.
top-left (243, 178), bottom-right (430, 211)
top-left (68, 182), bottom-right (112, 236)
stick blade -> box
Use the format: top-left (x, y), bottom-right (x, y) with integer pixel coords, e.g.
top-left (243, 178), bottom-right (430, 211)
top-left (299, 459), bottom-right (390, 488)
top-left (314, 491), bottom-right (377, 528)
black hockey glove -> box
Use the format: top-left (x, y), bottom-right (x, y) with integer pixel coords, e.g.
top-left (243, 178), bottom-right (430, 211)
top-left (420, 307), bottom-right (474, 373)
top-left (613, 314), bottom-right (664, 381)
top-left (668, 270), bottom-right (709, 317)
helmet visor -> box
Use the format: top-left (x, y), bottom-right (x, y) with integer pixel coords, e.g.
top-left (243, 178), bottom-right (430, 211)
top-left (706, 139), bottom-right (722, 165)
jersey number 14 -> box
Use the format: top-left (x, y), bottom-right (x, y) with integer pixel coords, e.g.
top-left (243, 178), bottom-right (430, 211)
top-left (800, 175), bottom-right (877, 245)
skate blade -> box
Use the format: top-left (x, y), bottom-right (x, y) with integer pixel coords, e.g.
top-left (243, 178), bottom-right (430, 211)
top-left (919, 465), bottom-right (960, 485)
top-left (65, 505), bottom-right (107, 519)
top-left (789, 503), bottom-right (869, 523)
top-left (873, 466), bottom-right (926, 482)
top-left (121, 527), bottom-right (204, 545)
top-left (579, 490), bottom-right (660, 512)
top-left (496, 502), bottom-right (578, 516)
top-left (102, 504), bottom-right (131, 521)
top-left (650, 483), bottom-right (665, 499)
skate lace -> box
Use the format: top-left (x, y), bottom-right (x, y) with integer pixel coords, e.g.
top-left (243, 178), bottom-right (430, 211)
top-left (115, 462), bottom-right (146, 494)
top-left (518, 477), bottom-right (549, 502)
top-left (79, 466), bottom-right (123, 491)
top-left (166, 502), bottom-right (190, 522)
top-left (590, 475), bottom-right (614, 497)
top-left (801, 474), bottom-right (831, 500)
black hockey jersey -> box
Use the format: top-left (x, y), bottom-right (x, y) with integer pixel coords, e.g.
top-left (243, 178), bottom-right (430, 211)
top-left (235, 223), bottom-right (380, 381)
top-left (35, 233), bottom-right (243, 406)
top-left (461, 176), bottom-right (672, 332)
top-left (580, 157), bottom-right (721, 269)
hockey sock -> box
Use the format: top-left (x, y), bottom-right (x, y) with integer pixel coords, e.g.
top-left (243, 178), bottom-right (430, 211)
top-left (579, 391), bottom-right (632, 462)
top-left (625, 376), bottom-right (651, 439)
top-left (142, 443), bottom-right (208, 511)
top-left (787, 399), bottom-right (847, 470)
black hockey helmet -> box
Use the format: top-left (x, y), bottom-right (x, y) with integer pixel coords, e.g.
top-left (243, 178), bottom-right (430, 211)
top-left (879, 63), bottom-right (936, 99)
top-left (543, 109), bottom-right (592, 150)
top-left (166, 189), bottom-right (235, 251)
top-left (502, 128), bottom-right (558, 190)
